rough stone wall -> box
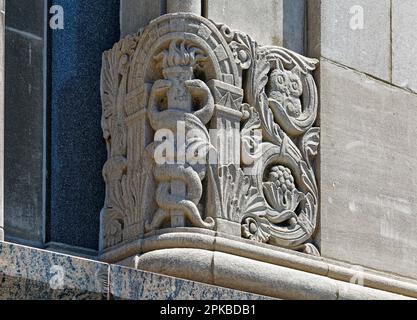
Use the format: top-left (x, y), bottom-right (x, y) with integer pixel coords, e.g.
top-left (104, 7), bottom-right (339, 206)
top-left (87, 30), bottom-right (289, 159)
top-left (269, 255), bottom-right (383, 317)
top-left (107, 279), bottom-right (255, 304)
top-left (308, 0), bottom-right (417, 280)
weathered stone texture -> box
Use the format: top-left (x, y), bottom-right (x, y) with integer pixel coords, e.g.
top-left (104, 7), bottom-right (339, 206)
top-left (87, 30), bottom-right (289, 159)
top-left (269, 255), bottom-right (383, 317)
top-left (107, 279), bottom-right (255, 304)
top-left (320, 0), bottom-right (391, 81)
top-left (392, 0), bottom-right (417, 93)
top-left (320, 59), bottom-right (417, 280)
top-left (206, 0), bottom-right (283, 46)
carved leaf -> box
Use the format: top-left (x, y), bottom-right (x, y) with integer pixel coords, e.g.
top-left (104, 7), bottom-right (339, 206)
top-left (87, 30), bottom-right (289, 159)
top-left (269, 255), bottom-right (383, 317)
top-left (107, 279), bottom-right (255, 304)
top-left (263, 182), bottom-right (303, 213)
top-left (217, 165), bottom-right (251, 222)
top-left (241, 105), bottom-right (263, 166)
top-left (261, 46), bottom-right (318, 75)
top-left (300, 160), bottom-right (318, 204)
top-left (243, 186), bottom-right (267, 216)
top-left (301, 127), bottom-right (320, 167)
top-left (242, 216), bottom-right (270, 243)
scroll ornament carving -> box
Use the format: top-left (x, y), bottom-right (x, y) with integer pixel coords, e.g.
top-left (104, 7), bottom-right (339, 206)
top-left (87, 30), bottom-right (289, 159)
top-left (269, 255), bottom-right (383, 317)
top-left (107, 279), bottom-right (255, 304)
top-left (100, 13), bottom-right (320, 257)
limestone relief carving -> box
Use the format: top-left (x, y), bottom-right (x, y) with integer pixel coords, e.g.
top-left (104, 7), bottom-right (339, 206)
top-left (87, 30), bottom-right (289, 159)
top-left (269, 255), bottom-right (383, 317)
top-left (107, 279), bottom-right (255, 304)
top-left (100, 13), bottom-right (320, 257)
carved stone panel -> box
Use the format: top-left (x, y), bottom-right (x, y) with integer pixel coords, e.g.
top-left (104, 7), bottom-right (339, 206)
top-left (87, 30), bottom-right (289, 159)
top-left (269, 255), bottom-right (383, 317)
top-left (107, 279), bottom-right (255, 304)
top-left (99, 13), bottom-right (320, 258)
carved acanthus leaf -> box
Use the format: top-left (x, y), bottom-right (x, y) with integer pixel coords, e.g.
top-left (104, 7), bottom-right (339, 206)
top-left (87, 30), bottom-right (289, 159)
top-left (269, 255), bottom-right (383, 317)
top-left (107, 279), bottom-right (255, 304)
top-left (217, 165), bottom-right (251, 222)
top-left (301, 127), bottom-right (320, 167)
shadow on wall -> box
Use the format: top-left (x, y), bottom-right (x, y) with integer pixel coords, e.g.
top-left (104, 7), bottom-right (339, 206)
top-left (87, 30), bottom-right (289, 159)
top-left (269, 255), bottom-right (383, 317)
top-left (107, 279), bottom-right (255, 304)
top-left (283, 0), bottom-right (306, 55)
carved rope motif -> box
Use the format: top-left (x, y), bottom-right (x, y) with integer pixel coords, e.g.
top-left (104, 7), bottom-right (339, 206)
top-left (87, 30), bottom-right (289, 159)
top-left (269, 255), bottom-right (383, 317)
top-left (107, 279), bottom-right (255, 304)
top-left (100, 14), bottom-right (320, 256)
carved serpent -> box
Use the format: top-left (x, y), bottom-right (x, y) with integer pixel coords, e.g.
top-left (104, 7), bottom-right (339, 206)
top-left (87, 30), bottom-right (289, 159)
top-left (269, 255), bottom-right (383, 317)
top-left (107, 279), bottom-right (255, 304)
top-left (146, 78), bottom-right (216, 231)
top-left (146, 164), bottom-right (215, 231)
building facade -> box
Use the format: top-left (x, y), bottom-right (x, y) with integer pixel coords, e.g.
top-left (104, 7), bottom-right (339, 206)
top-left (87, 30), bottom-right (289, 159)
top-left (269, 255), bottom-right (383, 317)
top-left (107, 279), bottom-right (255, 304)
top-left (1, 0), bottom-right (417, 300)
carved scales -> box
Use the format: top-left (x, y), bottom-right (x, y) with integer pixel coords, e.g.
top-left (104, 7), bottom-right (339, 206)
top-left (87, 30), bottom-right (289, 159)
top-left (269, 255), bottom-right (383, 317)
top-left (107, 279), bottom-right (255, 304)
top-left (99, 13), bottom-right (320, 256)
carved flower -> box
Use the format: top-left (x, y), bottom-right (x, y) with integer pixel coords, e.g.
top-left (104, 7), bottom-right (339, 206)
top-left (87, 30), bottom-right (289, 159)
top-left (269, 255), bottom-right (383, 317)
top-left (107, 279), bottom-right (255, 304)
top-left (263, 166), bottom-right (303, 213)
top-left (268, 166), bottom-right (295, 192)
top-left (155, 40), bottom-right (207, 69)
top-left (242, 217), bottom-right (270, 243)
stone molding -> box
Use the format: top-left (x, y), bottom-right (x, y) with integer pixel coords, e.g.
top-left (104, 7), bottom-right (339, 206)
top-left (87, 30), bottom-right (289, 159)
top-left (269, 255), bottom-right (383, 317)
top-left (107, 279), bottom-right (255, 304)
top-left (101, 229), bottom-right (417, 300)
top-left (136, 248), bottom-right (410, 300)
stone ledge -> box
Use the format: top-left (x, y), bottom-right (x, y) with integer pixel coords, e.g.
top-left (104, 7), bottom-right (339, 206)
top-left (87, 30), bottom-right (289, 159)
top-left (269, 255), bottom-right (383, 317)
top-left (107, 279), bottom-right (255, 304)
top-left (101, 229), bottom-right (417, 299)
top-left (2, 237), bottom-right (416, 300)
top-left (136, 248), bottom-right (411, 300)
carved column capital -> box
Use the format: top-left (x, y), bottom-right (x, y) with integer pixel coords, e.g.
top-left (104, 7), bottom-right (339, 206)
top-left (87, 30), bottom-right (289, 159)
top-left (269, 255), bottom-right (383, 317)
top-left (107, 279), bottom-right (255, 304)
top-left (99, 13), bottom-right (320, 261)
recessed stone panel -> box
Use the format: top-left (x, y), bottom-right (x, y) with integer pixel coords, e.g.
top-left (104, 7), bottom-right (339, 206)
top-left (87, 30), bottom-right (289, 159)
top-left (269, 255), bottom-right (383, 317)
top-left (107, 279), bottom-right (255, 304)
top-left (4, 28), bottom-right (45, 246)
top-left (5, 0), bottom-right (44, 37)
top-left (283, 0), bottom-right (306, 54)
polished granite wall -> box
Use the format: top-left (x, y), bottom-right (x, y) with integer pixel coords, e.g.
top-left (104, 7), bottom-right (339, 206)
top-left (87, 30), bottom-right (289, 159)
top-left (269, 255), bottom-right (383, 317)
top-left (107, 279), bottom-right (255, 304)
top-left (0, 242), bottom-right (269, 300)
top-left (48, 0), bottom-right (119, 251)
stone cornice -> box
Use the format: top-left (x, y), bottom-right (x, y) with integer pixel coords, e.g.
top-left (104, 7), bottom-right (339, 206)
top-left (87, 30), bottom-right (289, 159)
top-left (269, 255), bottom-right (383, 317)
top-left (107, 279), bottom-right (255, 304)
top-left (101, 229), bottom-right (417, 299)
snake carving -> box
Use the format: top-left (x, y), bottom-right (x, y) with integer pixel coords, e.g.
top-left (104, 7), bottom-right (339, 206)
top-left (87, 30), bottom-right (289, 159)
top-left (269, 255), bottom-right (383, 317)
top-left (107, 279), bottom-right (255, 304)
top-left (145, 40), bottom-right (216, 231)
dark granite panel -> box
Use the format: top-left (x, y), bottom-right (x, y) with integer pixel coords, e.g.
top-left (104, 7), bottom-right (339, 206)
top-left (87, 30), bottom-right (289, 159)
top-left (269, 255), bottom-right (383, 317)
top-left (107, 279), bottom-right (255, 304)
top-left (5, 0), bottom-right (45, 37)
top-left (4, 28), bottom-right (45, 245)
top-left (48, 0), bottom-right (119, 250)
